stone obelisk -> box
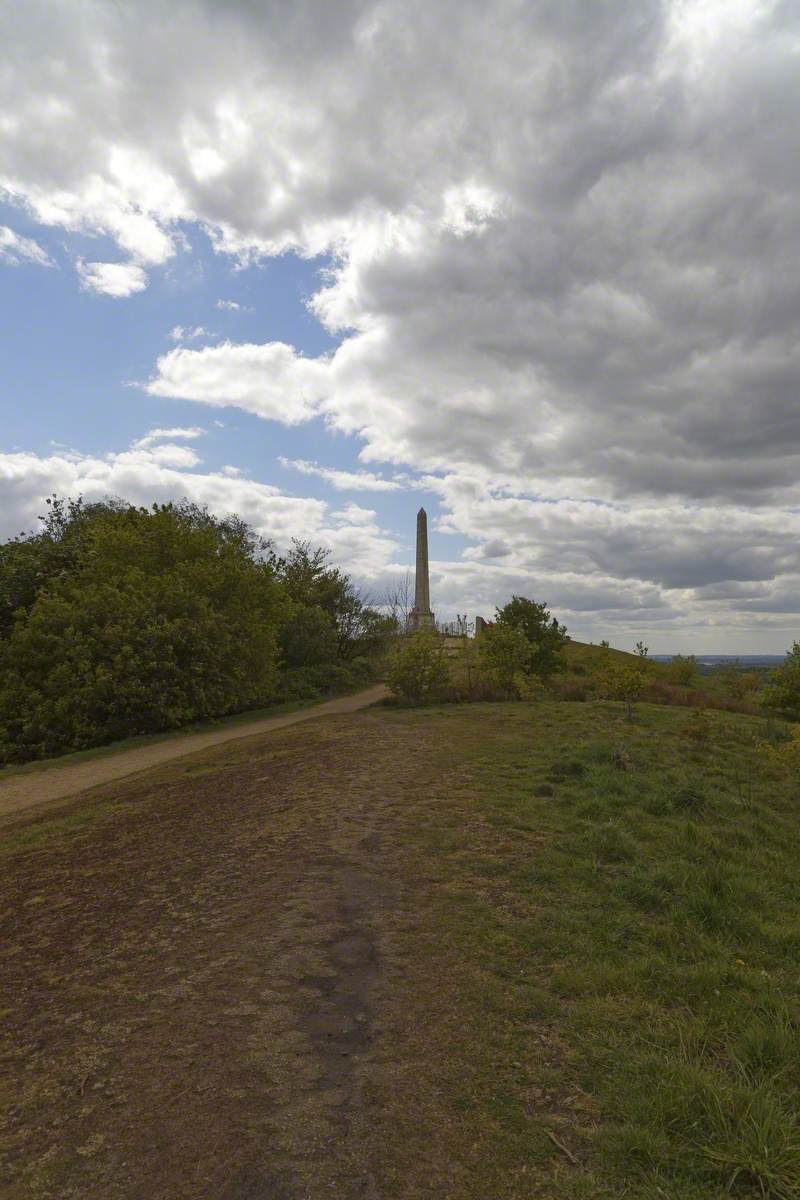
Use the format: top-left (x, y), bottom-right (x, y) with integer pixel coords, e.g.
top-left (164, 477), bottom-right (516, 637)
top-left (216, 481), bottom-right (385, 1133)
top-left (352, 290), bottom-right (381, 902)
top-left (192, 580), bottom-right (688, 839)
top-left (410, 507), bottom-right (435, 630)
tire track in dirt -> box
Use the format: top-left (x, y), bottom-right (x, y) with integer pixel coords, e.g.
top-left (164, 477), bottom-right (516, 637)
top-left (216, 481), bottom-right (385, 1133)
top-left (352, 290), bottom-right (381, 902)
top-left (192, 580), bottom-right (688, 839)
top-left (0, 712), bottom-right (429, 1199)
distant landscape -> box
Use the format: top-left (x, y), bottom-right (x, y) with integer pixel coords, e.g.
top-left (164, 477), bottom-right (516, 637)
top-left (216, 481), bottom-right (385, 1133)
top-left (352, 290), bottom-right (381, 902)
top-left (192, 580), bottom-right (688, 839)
top-left (653, 654), bottom-right (787, 668)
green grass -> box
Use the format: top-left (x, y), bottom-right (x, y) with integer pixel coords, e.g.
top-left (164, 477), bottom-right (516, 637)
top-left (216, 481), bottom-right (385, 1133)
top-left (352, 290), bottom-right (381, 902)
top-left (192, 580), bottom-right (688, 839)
top-left (408, 699), bottom-right (800, 1198)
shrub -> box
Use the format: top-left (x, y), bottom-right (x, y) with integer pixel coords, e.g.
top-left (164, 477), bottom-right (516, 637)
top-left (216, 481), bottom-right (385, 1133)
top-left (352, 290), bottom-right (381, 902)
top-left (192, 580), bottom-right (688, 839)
top-left (719, 663), bottom-right (762, 703)
top-left (0, 505), bottom-right (285, 761)
top-left (274, 659), bottom-right (375, 702)
top-left (385, 628), bottom-right (450, 704)
top-left (681, 710), bottom-right (713, 748)
top-left (757, 723), bottom-right (800, 773)
top-left (274, 665), bottom-right (329, 701)
top-left (665, 655), bottom-right (698, 686)
top-left (599, 661), bottom-right (654, 718)
top-left (450, 635), bottom-right (482, 699)
top-left (348, 655), bottom-right (376, 681)
top-left (549, 677), bottom-right (589, 702)
top-left (513, 671), bottom-right (546, 701)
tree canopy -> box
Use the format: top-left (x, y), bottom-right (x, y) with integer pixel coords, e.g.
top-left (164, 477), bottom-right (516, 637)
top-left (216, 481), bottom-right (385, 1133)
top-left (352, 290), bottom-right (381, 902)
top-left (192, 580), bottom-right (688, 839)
top-left (0, 497), bottom-right (393, 763)
top-left (493, 595), bottom-right (568, 678)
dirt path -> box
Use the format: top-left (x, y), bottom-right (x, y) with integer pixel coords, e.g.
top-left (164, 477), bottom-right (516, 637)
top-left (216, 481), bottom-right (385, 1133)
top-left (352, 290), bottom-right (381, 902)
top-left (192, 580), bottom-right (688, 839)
top-left (0, 685), bottom-right (388, 825)
top-left (0, 710), bottom-right (449, 1199)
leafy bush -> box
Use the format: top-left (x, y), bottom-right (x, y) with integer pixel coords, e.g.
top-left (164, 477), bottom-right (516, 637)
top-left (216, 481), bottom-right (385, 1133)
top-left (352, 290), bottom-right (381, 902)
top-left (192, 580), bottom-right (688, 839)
top-left (681, 709), bottom-right (714, 748)
top-left (665, 654), bottom-right (698, 686)
top-left (757, 723), bottom-right (800, 773)
top-left (385, 628), bottom-right (450, 704)
top-left (719, 663), bottom-right (762, 703)
top-left (275, 665), bottom-right (333, 701)
top-left (549, 676), bottom-right (590, 702)
top-left (273, 540), bottom-right (396, 660)
top-left (347, 655), bottom-right (377, 681)
top-left (599, 661), bottom-right (654, 718)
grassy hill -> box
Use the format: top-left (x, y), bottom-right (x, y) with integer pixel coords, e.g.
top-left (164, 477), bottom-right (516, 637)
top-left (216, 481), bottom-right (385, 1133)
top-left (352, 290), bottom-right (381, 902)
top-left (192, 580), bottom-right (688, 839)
top-left (563, 638), bottom-right (667, 670)
top-left (559, 639), bottom-right (766, 715)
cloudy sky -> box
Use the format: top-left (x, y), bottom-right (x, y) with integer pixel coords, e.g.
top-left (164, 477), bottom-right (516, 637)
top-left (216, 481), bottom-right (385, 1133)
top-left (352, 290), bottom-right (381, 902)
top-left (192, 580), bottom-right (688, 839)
top-left (2, 0), bottom-right (799, 651)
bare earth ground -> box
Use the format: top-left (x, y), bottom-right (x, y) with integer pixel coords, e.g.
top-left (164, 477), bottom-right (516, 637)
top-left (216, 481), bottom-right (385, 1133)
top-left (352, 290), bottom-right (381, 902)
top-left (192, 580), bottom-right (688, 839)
top-left (0, 685), bottom-right (388, 825)
top-left (2, 706), bottom-right (553, 1200)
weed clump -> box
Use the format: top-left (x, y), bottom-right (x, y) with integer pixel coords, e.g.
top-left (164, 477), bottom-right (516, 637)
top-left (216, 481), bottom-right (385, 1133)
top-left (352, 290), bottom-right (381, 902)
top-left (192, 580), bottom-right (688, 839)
top-left (670, 779), bottom-right (708, 814)
top-left (590, 822), bottom-right (637, 864)
top-left (681, 709), bottom-right (714, 749)
top-left (549, 757), bottom-right (586, 782)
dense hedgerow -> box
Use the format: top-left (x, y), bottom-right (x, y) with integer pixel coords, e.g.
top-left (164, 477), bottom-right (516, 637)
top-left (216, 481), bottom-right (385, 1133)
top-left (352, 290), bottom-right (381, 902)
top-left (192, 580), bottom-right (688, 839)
top-left (0, 496), bottom-right (394, 763)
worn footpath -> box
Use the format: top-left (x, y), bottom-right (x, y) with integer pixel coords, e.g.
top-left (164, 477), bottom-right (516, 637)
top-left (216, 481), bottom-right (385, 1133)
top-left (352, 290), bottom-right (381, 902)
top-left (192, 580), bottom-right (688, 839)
top-left (0, 685), bottom-right (388, 825)
top-left (0, 708), bottom-right (461, 1199)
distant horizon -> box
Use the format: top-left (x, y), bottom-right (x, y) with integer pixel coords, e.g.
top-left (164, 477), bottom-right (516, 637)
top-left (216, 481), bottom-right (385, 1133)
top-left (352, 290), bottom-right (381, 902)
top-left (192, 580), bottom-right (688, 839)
top-left (649, 652), bottom-right (787, 660)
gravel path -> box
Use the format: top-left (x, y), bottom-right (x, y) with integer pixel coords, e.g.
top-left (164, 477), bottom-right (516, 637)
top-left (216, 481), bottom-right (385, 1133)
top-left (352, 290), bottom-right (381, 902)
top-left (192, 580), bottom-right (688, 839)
top-left (0, 685), bottom-right (388, 825)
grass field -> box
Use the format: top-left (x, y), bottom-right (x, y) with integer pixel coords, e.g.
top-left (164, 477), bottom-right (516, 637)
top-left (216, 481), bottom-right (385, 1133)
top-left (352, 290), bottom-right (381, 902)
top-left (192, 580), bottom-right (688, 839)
top-left (2, 698), bottom-right (799, 1197)
top-left (404, 700), bottom-right (800, 1198)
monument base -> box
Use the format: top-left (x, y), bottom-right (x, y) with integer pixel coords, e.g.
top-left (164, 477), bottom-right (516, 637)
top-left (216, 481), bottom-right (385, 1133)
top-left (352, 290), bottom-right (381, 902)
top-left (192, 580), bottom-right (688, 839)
top-left (409, 608), bottom-right (435, 631)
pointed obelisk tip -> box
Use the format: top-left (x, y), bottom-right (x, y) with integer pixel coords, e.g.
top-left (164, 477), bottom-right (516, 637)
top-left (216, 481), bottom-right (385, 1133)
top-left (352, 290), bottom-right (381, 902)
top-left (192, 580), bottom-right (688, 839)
top-left (418, 506), bottom-right (426, 517)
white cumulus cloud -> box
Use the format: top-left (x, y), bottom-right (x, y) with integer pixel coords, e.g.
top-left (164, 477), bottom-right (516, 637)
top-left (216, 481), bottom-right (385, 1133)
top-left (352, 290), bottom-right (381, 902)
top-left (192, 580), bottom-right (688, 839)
top-left (0, 225), bottom-right (53, 267)
top-left (77, 260), bottom-right (148, 298)
top-left (147, 342), bottom-right (330, 424)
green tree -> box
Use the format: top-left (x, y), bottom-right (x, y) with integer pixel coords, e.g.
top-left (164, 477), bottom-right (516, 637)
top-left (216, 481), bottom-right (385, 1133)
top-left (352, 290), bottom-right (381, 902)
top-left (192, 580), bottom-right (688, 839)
top-left (279, 605), bottom-right (338, 668)
top-left (479, 623), bottom-right (538, 698)
top-left (494, 595), bottom-right (568, 678)
top-left (274, 541), bottom-right (349, 615)
top-left (272, 540), bottom-right (392, 660)
top-left (762, 643), bottom-right (800, 716)
top-left (385, 629), bottom-right (450, 704)
top-left (0, 495), bottom-right (127, 631)
top-left (0, 501), bottom-right (285, 761)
